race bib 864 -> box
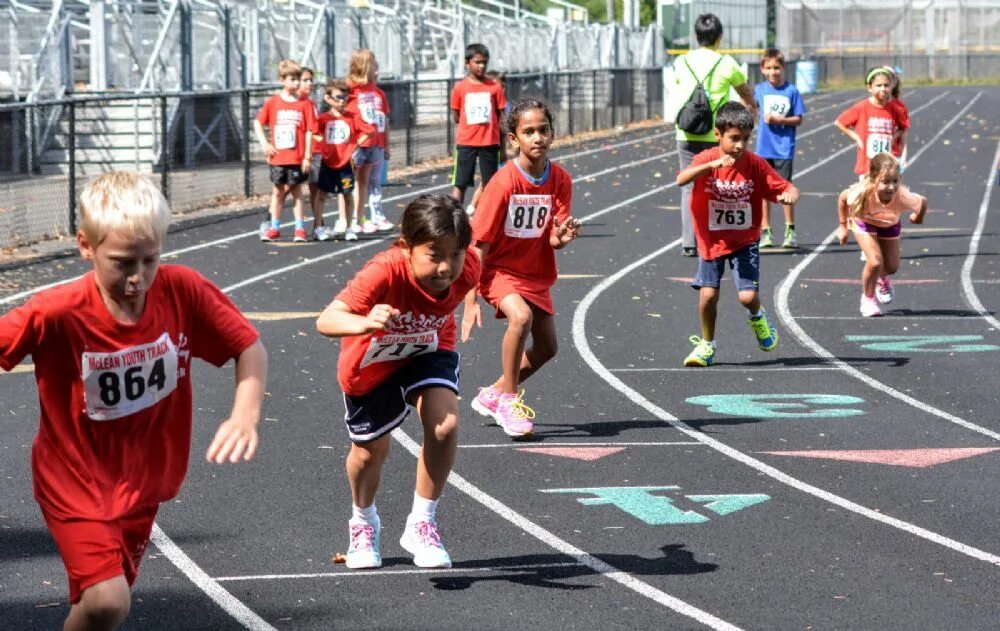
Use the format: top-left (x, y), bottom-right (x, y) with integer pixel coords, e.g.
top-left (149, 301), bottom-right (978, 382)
top-left (81, 332), bottom-right (179, 421)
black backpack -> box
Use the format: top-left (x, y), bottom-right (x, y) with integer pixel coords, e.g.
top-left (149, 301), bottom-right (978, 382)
top-left (675, 56), bottom-right (723, 135)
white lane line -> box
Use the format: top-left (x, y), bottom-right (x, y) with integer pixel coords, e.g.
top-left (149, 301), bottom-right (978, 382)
top-left (459, 441), bottom-right (702, 448)
top-left (150, 525), bottom-right (278, 631)
top-left (0, 130), bottom-right (679, 307)
top-left (572, 240), bottom-right (1000, 569)
top-left (775, 91), bottom-right (1000, 440)
top-left (794, 315), bottom-right (987, 321)
top-left (389, 429), bottom-right (743, 631)
top-left (611, 366), bottom-right (839, 372)
top-left (960, 139), bottom-right (1000, 331)
top-left (214, 562), bottom-right (584, 582)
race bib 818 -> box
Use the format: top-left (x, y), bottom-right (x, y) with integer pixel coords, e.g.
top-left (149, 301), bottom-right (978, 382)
top-left (504, 194), bottom-right (552, 239)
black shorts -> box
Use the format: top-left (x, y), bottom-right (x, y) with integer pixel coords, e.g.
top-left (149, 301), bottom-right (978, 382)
top-left (317, 162), bottom-right (355, 195)
top-left (269, 164), bottom-right (308, 185)
top-left (342, 350), bottom-right (460, 443)
top-left (765, 158), bottom-right (794, 181)
top-left (452, 144), bottom-right (501, 189)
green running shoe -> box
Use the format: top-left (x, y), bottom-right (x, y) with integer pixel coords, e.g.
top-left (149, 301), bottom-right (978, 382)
top-left (748, 309), bottom-right (779, 351)
top-left (782, 226), bottom-right (798, 248)
top-left (683, 336), bottom-right (715, 367)
top-left (760, 228), bottom-right (774, 248)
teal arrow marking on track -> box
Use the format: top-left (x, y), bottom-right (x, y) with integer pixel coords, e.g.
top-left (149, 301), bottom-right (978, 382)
top-left (686, 394), bottom-right (866, 418)
top-left (845, 335), bottom-right (999, 353)
top-left (685, 494), bottom-right (770, 516)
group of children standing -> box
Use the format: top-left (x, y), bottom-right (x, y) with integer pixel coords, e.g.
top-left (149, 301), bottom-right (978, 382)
top-left (680, 47), bottom-right (927, 367)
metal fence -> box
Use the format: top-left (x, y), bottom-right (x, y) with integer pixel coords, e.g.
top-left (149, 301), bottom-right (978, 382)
top-left (0, 67), bottom-right (664, 249)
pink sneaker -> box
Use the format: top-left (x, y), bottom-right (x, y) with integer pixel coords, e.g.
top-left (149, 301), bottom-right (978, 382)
top-left (494, 390), bottom-right (535, 437)
top-left (361, 221), bottom-right (378, 234)
top-left (293, 227), bottom-right (308, 242)
top-left (875, 276), bottom-right (894, 304)
top-left (262, 227), bottom-right (280, 241)
top-left (471, 386), bottom-right (501, 418)
top-left (860, 294), bottom-right (883, 317)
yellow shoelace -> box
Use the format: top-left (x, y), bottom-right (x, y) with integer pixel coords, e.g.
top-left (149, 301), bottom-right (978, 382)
top-left (508, 390), bottom-right (536, 420)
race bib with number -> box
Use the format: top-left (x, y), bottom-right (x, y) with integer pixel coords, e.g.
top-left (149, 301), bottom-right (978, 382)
top-left (81, 332), bottom-right (179, 421)
top-left (866, 133), bottom-right (892, 158)
top-left (376, 111), bottom-right (386, 133)
top-left (708, 200), bottom-right (752, 231)
top-left (763, 94), bottom-right (791, 117)
top-left (464, 92), bottom-right (492, 125)
top-left (504, 194), bottom-right (552, 239)
top-left (360, 331), bottom-right (438, 368)
top-left (274, 123), bottom-right (297, 150)
top-left (325, 119), bottom-right (350, 145)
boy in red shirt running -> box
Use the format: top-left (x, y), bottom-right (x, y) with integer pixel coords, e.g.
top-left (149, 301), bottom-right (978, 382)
top-left (835, 66), bottom-right (908, 177)
top-left (254, 59), bottom-right (317, 242)
top-left (0, 171), bottom-right (267, 631)
top-left (317, 194), bottom-right (480, 570)
top-left (316, 80), bottom-right (374, 241)
top-left (450, 43), bottom-right (507, 208)
top-left (677, 102), bottom-right (799, 367)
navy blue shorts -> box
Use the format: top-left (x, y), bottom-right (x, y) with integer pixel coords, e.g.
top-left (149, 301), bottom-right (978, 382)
top-left (317, 162), bottom-right (355, 195)
top-left (692, 243), bottom-right (761, 292)
top-left (342, 350), bottom-right (460, 443)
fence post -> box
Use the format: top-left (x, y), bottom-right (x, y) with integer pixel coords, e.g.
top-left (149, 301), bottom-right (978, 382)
top-left (160, 95), bottom-right (170, 201)
top-left (611, 70), bottom-right (617, 128)
top-left (445, 77), bottom-right (453, 155)
top-left (567, 74), bottom-right (574, 136)
top-left (591, 69), bottom-right (597, 132)
top-left (68, 99), bottom-right (77, 234)
top-left (407, 79), bottom-right (415, 166)
top-left (242, 89), bottom-right (251, 197)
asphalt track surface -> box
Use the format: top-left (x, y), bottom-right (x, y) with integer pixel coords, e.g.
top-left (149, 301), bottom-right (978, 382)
top-left (2, 86), bottom-right (1000, 630)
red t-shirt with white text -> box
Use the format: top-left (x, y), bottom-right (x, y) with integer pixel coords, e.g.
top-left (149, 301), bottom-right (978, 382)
top-left (256, 94), bottom-right (317, 166)
top-left (688, 148), bottom-right (792, 260)
top-left (335, 247), bottom-right (480, 396)
top-left (346, 84), bottom-right (389, 149)
top-left (317, 111), bottom-right (375, 169)
top-left (0, 265), bottom-right (259, 521)
top-left (450, 77), bottom-right (507, 147)
top-left (836, 99), bottom-right (909, 174)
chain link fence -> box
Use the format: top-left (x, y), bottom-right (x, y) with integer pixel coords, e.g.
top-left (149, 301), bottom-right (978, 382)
top-left (0, 67), bottom-right (664, 249)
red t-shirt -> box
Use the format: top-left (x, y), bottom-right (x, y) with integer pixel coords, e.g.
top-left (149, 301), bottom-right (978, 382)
top-left (836, 99), bottom-right (909, 174)
top-left (688, 148), bottom-right (792, 260)
top-left (887, 98), bottom-right (910, 156)
top-left (317, 111), bottom-right (374, 169)
top-left (346, 83), bottom-right (389, 149)
top-left (0, 265), bottom-right (259, 521)
top-left (450, 77), bottom-right (507, 147)
top-left (335, 247), bottom-right (481, 396)
top-left (472, 160), bottom-right (573, 291)
top-left (255, 94), bottom-right (317, 166)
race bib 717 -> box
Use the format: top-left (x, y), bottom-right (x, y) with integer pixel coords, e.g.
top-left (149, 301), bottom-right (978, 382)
top-left (360, 331), bottom-right (439, 368)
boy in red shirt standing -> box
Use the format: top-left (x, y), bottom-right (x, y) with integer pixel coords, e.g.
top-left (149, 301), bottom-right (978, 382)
top-left (0, 171), bottom-right (267, 630)
top-left (254, 59), bottom-right (317, 242)
top-left (316, 80), bottom-right (375, 241)
top-left (450, 43), bottom-right (507, 209)
top-left (677, 102), bottom-right (799, 367)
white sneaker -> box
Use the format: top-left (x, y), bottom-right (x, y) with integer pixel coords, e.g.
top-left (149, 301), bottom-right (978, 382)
top-left (346, 517), bottom-right (382, 569)
top-left (399, 517), bottom-right (451, 568)
top-left (331, 219), bottom-right (347, 239)
top-left (361, 220), bottom-right (378, 234)
top-left (860, 294), bottom-right (883, 317)
top-left (258, 221), bottom-right (270, 241)
top-left (345, 230), bottom-right (359, 241)
top-left (372, 213), bottom-right (395, 232)
top-left (313, 225), bottom-right (332, 242)
top-left (875, 276), bottom-right (894, 304)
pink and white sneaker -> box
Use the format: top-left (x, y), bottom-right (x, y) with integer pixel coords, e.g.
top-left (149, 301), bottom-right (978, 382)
top-left (471, 385), bottom-right (501, 418)
top-left (494, 390), bottom-right (535, 437)
top-left (399, 518), bottom-right (451, 568)
top-left (875, 276), bottom-right (894, 304)
top-left (346, 518), bottom-right (382, 569)
top-left (860, 294), bottom-right (883, 317)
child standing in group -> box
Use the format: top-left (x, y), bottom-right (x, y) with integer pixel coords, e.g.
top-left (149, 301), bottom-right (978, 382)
top-left (254, 59), bottom-right (317, 242)
top-left (836, 152), bottom-right (927, 317)
top-left (345, 49), bottom-right (394, 234)
top-left (884, 66), bottom-right (910, 170)
top-left (835, 67), bottom-right (909, 179)
top-left (0, 171), bottom-right (267, 631)
top-left (316, 80), bottom-right (374, 242)
top-left (450, 44), bottom-right (508, 210)
top-left (466, 69), bottom-right (510, 217)
top-left (677, 102), bottom-right (799, 367)
top-left (316, 194), bottom-right (480, 570)
top-left (462, 99), bottom-right (581, 437)
top-left (298, 67), bottom-right (331, 241)
top-left (753, 48), bottom-right (806, 249)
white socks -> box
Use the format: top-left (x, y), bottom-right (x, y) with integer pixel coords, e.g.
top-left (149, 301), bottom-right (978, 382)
top-left (352, 503), bottom-right (378, 525)
top-left (409, 493), bottom-right (438, 522)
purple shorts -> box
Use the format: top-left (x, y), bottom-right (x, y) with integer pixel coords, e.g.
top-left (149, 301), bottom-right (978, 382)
top-left (853, 219), bottom-right (901, 239)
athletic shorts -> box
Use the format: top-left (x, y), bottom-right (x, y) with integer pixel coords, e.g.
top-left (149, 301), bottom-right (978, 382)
top-left (853, 219), bottom-right (901, 239)
top-left (342, 350), bottom-right (460, 443)
top-left (452, 145), bottom-right (501, 189)
top-left (308, 154), bottom-right (322, 184)
top-left (269, 164), bottom-right (307, 185)
top-left (317, 162), bottom-right (355, 195)
top-left (42, 504), bottom-right (159, 604)
top-left (353, 145), bottom-right (384, 166)
top-left (479, 269), bottom-right (554, 318)
top-left (692, 243), bottom-right (761, 292)
top-left (764, 158), bottom-right (794, 181)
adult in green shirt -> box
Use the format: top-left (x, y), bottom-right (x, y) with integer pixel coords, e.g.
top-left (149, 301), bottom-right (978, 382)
top-left (670, 14), bottom-right (758, 256)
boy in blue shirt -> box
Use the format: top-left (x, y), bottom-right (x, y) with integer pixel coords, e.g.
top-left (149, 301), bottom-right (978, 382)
top-left (754, 48), bottom-right (806, 248)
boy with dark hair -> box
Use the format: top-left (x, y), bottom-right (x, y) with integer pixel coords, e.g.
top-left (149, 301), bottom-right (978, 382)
top-left (449, 43), bottom-right (507, 208)
top-left (754, 47), bottom-right (806, 248)
top-left (676, 102), bottom-right (799, 367)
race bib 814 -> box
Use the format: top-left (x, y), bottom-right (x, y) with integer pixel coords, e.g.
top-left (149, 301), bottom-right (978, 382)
top-left (81, 332), bottom-right (179, 421)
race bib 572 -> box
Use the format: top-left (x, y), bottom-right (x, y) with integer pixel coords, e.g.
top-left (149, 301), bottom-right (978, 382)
top-left (81, 332), bottom-right (179, 421)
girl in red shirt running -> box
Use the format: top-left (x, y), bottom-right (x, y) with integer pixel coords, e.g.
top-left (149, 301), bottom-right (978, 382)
top-left (317, 194), bottom-right (480, 570)
top-left (461, 98), bottom-right (581, 438)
